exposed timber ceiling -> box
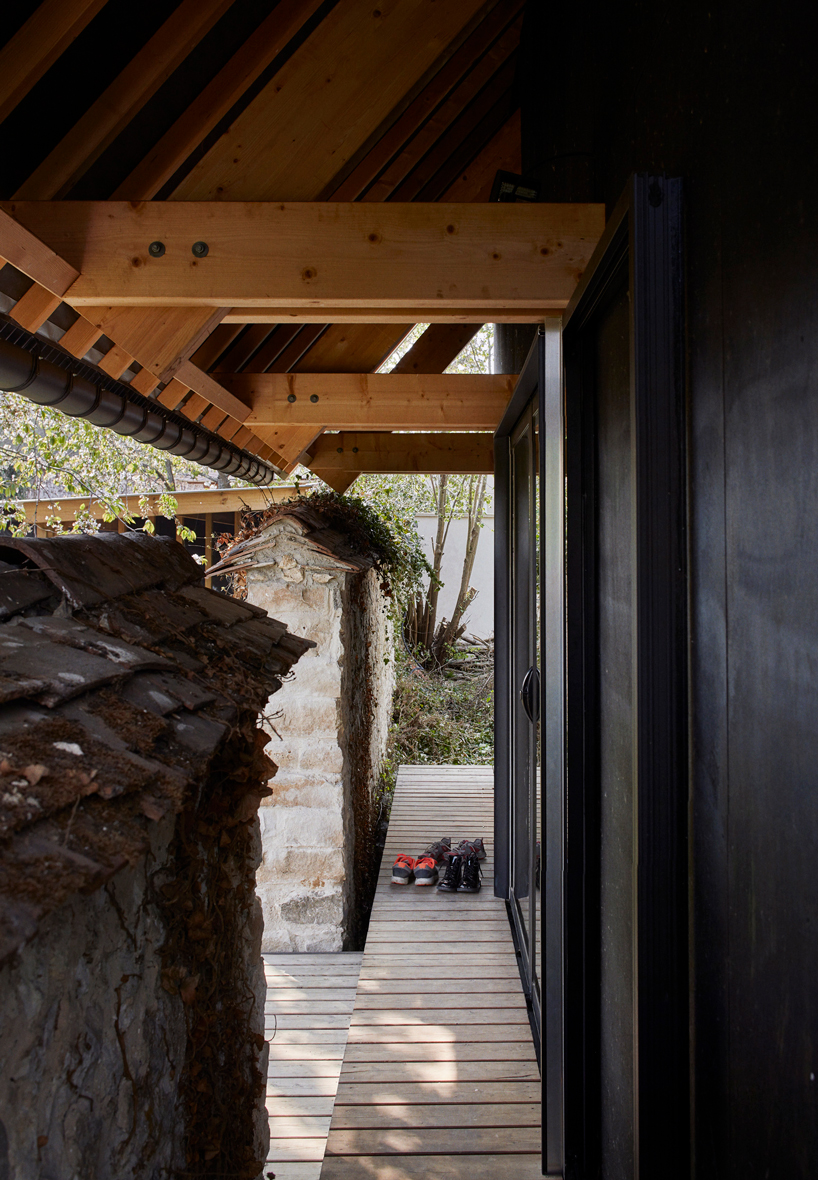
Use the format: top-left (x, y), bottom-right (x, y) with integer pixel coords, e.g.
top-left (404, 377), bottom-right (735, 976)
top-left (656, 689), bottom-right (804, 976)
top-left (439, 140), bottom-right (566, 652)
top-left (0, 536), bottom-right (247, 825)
top-left (0, 0), bottom-right (604, 488)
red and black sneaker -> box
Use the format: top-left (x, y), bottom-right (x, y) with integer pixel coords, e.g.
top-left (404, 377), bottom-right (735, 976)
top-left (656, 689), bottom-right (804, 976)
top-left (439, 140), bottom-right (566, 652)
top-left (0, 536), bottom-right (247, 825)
top-left (391, 854), bottom-right (415, 885)
top-left (413, 854), bottom-right (438, 886)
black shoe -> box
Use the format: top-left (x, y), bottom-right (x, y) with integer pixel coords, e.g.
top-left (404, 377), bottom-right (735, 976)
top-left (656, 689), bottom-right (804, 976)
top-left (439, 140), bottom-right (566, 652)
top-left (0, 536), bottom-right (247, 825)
top-left (437, 853), bottom-right (463, 892)
top-left (457, 852), bottom-right (482, 893)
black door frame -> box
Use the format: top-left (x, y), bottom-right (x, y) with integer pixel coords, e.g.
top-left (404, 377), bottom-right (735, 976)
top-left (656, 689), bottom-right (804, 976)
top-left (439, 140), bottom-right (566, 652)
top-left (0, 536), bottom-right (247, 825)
top-left (562, 174), bottom-right (689, 1179)
top-left (494, 328), bottom-right (544, 1003)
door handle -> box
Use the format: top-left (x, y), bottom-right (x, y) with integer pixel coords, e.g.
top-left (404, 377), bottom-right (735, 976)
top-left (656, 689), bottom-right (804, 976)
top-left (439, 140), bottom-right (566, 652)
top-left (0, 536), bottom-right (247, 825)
top-left (520, 666), bottom-right (540, 723)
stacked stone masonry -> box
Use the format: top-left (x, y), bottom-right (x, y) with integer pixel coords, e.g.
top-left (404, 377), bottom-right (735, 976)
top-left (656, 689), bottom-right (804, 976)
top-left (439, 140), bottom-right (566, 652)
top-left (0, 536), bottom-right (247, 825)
top-left (233, 513), bottom-right (394, 953)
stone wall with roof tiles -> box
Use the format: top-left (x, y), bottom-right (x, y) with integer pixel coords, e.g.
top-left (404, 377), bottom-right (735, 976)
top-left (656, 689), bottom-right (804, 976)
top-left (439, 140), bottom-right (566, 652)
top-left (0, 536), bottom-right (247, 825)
top-left (245, 522), bottom-right (393, 952)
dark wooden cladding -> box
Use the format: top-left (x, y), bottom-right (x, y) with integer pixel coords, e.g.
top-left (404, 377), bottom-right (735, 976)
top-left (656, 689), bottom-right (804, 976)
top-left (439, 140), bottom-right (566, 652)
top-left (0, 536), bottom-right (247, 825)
top-left (524, 0), bottom-right (818, 1173)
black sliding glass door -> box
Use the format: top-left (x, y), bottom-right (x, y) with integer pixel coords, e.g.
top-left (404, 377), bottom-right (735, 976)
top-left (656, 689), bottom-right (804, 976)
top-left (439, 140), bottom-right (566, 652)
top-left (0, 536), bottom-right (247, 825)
top-left (496, 176), bottom-right (686, 1180)
top-left (495, 334), bottom-right (542, 1033)
top-left (496, 322), bottom-right (563, 1173)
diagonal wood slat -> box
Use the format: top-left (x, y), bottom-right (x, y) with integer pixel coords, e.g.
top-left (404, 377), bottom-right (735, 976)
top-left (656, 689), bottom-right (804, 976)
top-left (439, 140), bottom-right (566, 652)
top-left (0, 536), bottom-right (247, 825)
top-left (112, 0), bottom-right (327, 201)
top-left (171, 0), bottom-right (491, 202)
top-left (14, 0), bottom-right (235, 200)
top-left (0, 0), bottom-right (108, 126)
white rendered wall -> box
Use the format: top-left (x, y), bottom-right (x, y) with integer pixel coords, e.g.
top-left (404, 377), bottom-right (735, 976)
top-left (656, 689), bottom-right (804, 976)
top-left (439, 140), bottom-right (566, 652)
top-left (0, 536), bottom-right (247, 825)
top-left (414, 509), bottom-right (495, 639)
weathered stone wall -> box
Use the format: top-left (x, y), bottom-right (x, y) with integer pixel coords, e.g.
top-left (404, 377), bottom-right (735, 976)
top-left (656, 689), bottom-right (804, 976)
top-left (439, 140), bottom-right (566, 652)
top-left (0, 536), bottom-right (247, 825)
top-left (0, 814), bottom-right (186, 1180)
top-left (341, 567), bottom-right (395, 947)
top-left (0, 804), bottom-right (270, 1180)
top-left (245, 521), bottom-right (393, 952)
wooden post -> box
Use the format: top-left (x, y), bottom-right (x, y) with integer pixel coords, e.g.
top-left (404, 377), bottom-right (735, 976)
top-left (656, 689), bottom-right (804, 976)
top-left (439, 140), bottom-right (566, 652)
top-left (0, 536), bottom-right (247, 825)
top-left (204, 512), bottom-right (213, 587)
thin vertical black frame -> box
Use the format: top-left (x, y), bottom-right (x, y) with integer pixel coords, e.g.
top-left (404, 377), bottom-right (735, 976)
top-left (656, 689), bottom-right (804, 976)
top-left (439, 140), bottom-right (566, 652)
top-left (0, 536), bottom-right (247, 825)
top-left (562, 174), bottom-right (688, 1179)
top-left (494, 330), bottom-right (544, 907)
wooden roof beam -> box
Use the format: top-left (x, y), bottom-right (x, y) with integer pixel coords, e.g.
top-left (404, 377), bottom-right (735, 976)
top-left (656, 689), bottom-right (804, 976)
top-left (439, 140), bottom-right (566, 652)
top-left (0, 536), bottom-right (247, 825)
top-left (305, 432), bottom-right (493, 475)
top-left (14, 0), bottom-right (235, 200)
top-left (222, 307), bottom-right (555, 324)
top-left (2, 201), bottom-right (605, 312)
top-left (12, 484), bottom-right (312, 525)
top-left (327, 1), bottom-right (524, 201)
top-left (0, 0), bottom-right (108, 126)
top-left (218, 372), bottom-right (513, 431)
top-left (390, 325), bottom-right (481, 374)
top-left (170, 0), bottom-right (493, 202)
top-left (112, 0), bottom-right (326, 201)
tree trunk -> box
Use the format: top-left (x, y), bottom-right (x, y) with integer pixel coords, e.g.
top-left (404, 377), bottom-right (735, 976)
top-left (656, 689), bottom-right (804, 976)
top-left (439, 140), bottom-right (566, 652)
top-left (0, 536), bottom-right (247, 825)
top-left (436, 474), bottom-right (489, 655)
top-left (422, 475), bottom-right (448, 650)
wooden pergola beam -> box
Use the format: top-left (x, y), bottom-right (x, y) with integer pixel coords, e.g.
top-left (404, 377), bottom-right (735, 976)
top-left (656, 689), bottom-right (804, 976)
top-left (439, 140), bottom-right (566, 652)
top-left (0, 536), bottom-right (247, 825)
top-left (13, 484), bottom-right (314, 526)
top-left (218, 372), bottom-right (513, 430)
top-left (2, 202), bottom-right (605, 311)
top-left (305, 432), bottom-right (493, 475)
top-left (221, 307), bottom-right (555, 324)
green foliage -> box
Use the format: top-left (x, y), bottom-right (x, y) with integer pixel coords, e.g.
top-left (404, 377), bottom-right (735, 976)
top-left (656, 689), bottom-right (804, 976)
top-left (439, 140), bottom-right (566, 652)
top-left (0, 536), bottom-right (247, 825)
top-left (0, 392), bottom-right (249, 537)
top-left (386, 646), bottom-right (494, 770)
top-left (300, 488), bottom-right (431, 609)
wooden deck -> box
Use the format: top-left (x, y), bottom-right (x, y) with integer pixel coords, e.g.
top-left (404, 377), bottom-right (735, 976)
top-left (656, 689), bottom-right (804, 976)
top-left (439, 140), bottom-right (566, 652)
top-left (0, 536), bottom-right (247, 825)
top-left (264, 951), bottom-right (363, 1180)
top-left (320, 764), bottom-right (542, 1180)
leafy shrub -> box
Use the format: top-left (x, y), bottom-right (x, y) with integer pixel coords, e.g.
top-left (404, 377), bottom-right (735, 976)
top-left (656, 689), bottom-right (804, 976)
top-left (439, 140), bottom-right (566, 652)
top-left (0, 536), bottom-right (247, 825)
top-left (377, 647), bottom-right (493, 813)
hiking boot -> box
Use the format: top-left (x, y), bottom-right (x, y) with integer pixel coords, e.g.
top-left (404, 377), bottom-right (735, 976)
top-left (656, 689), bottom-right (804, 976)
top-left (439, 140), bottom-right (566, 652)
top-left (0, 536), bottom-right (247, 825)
top-left (453, 839), bottom-right (483, 860)
top-left (423, 837), bottom-right (452, 865)
top-left (458, 852), bottom-right (482, 893)
top-left (391, 854), bottom-right (415, 885)
top-left (413, 854), bottom-right (438, 886)
top-left (437, 853), bottom-right (463, 892)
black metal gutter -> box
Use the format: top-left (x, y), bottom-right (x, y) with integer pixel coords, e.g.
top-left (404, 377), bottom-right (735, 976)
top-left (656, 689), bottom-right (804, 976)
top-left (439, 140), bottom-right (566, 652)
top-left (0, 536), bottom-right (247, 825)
top-left (0, 317), bottom-right (280, 486)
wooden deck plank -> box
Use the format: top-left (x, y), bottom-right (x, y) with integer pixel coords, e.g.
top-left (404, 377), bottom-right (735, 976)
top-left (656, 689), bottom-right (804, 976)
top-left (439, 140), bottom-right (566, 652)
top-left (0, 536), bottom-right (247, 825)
top-left (339, 1062), bottom-right (540, 1083)
top-left (325, 1126), bottom-right (541, 1155)
top-left (320, 766), bottom-right (540, 1179)
top-left (267, 1164), bottom-right (323, 1180)
top-left (332, 1081), bottom-right (540, 1105)
top-left (265, 952), bottom-right (363, 1175)
top-left (269, 1117), bottom-right (333, 1136)
top-left (357, 964), bottom-right (521, 979)
top-left (342, 1043), bottom-right (536, 1064)
top-left (329, 1102), bottom-right (541, 1129)
top-left (352, 994), bottom-right (525, 1008)
top-left (319, 1154), bottom-right (544, 1180)
top-left (348, 1009), bottom-right (530, 1025)
top-left (270, 1046), bottom-right (347, 1061)
top-left (269, 1078), bottom-right (350, 1099)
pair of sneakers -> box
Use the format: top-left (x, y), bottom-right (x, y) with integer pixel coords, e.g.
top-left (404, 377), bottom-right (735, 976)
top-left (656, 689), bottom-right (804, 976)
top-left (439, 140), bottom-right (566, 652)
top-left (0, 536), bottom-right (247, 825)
top-left (390, 837), bottom-right (486, 890)
top-left (437, 839), bottom-right (485, 894)
top-left (391, 838), bottom-right (452, 887)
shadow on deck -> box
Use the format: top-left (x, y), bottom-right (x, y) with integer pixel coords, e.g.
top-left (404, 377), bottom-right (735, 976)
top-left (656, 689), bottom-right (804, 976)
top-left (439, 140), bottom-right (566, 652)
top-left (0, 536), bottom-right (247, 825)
top-left (265, 764), bottom-right (541, 1180)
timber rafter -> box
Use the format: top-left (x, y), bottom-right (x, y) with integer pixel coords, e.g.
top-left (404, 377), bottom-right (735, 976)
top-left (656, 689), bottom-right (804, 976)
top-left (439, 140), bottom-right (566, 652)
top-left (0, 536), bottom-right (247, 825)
top-left (0, 0), bottom-right (606, 481)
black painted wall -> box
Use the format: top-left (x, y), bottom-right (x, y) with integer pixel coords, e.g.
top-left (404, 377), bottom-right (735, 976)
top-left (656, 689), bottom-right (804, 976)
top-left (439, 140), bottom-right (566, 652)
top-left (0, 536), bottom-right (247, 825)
top-left (520, 0), bottom-right (818, 1174)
